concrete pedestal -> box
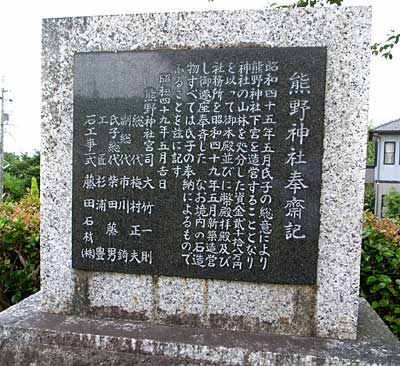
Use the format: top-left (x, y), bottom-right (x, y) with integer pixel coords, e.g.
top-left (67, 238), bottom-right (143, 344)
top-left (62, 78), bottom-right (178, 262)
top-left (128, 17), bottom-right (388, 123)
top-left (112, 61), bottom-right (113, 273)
top-left (0, 293), bottom-right (399, 366)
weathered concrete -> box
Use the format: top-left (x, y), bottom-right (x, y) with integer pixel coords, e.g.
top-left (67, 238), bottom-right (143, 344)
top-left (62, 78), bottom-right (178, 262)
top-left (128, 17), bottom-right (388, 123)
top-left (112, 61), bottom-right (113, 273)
top-left (0, 293), bottom-right (399, 366)
top-left (41, 6), bottom-right (371, 340)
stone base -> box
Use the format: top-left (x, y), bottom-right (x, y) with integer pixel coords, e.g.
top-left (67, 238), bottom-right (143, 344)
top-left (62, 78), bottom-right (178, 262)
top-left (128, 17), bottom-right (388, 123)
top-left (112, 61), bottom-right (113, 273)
top-left (0, 293), bottom-right (399, 366)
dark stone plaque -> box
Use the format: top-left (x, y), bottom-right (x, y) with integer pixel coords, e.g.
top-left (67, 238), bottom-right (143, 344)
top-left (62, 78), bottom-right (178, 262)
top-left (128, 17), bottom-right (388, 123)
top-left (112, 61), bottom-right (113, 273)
top-left (72, 47), bottom-right (326, 284)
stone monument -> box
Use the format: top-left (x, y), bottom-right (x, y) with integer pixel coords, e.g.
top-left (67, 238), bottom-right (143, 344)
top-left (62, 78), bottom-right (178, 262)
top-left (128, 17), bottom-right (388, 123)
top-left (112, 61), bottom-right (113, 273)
top-left (1, 6), bottom-right (399, 366)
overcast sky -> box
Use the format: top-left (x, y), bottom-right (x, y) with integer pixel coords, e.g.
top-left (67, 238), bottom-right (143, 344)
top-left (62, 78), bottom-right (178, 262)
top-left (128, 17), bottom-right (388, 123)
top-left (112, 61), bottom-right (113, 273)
top-left (0, 0), bottom-right (398, 154)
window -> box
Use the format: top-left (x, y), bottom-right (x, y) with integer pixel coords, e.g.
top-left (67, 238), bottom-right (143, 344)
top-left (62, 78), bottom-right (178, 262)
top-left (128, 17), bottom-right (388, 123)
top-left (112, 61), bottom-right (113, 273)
top-left (384, 142), bottom-right (395, 165)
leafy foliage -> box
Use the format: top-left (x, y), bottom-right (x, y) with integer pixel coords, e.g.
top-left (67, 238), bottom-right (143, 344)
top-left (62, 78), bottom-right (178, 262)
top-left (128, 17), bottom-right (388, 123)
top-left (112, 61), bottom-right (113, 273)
top-left (364, 183), bottom-right (375, 212)
top-left (372, 30), bottom-right (400, 60)
top-left (3, 172), bottom-right (26, 201)
top-left (3, 152), bottom-right (40, 201)
top-left (31, 177), bottom-right (39, 197)
top-left (361, 212), bottom-right (400, 338)
top-left (0, 193), bottom-right (40, 311)
top-left (383, 190), bottom-right (400, 219)
top-left (364, 120), bottom-right (374, 165)
top-left (366, 138), bottom-right (375, 165)
top-left (272, 0), bottom-right (343, 8)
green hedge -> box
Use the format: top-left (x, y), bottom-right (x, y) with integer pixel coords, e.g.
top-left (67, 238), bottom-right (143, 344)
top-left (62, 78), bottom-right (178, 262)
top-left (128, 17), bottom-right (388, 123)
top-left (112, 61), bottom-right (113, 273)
top-left (0, 194), bottom-right (40, 310)
top-left (361, 212), bottom-right (400, 338)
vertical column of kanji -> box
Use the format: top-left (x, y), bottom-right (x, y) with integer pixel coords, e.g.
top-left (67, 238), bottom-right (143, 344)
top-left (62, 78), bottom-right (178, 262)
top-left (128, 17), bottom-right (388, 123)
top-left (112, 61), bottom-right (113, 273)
top-left (152, 84), bottom-right (166, 183)
top-left (80, 114), bottom-right (98, 263)
top-left (201, 62), bottom-right (225, 271)
top-left (208, 61), bottom-right (235, 271)
top-left (208, 61), bottom-right (233, 271)
top-left (218, 60), bottom-right (243, 274)
top-left (193, 61), bottom-right (212, 270)
top-left (173, 63), bottom-right (184, 187)
top-left (142, 76), bottom-right (163, 250)
top-left (236, 60), bottom-right (257, 272)
top-left (157, 71), bottom-right (172, 182)
top-left (105, 115), bottom-right (123, 263)
top-left (197, 62), bottom-right (211, 269)
top-left (284, 72), bottom-right (311, 241)
top-left (258, 60), bottom-right (279, 272)
top-left (131, 86), bottom-right (158, 267)
top-left (153, 72), bottom-right (172, 268)
top-left (188, 61), bottom-right (210, 269)
top-left (177, 61), bottom-right (194, 269)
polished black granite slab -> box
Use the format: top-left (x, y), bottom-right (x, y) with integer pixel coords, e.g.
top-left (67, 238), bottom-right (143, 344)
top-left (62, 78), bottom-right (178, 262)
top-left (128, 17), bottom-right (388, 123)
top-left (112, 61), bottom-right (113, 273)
top-left (72, 47), bottom-right (326, 284)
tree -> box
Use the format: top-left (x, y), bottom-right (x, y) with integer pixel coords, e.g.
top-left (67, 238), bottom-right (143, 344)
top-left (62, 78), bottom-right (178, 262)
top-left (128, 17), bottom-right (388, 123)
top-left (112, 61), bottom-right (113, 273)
top-left (30, 177), bottom-right (39, 197)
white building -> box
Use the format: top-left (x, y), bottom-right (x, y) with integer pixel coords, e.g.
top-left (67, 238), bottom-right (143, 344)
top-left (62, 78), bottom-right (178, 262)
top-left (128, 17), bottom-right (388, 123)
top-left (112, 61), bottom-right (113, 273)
top-left (368, 118), bottom-right (400, 216)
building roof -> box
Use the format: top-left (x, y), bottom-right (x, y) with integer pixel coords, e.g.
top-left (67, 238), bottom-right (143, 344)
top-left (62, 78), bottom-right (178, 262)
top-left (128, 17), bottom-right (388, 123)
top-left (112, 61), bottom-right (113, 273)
top-left (371, 118), bottom-right (400, 134)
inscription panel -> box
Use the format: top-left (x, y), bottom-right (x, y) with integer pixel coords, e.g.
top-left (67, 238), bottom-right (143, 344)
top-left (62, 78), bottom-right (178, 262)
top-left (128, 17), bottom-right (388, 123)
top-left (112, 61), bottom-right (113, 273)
top-left (72, 47), bottom-right (326, 284)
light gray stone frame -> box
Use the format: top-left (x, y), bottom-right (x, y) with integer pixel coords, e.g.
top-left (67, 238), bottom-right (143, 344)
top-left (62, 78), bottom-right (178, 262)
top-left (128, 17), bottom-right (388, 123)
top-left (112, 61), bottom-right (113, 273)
top-left (41, 6), bottom-right (371, 340)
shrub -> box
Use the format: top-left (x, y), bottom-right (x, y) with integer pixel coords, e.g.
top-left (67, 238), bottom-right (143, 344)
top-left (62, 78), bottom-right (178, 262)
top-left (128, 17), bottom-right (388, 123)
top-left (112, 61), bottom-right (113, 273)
top-left (384, 190), bottom-right (400, 219)
top-left (4, 152), bottom-right (40, 190)
top-left (31, 177), bottom-right (39, 197)
top-left (361, 212), bottom-right (400, 338)
top-left (0, 193), bottom-right (40, 310)
top-left (364, 183), bottom-right (375, 212)
top-left (3, 171), bottom-right (26, 201)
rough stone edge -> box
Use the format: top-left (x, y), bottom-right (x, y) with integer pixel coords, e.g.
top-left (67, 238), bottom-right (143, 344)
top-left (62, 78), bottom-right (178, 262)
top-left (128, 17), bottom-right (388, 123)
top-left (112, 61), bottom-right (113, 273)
top-left (315, 6), bottom-right (372, 340)
top-left (40, 6), bottom-right (372, 340)
top-left (0, 293), bottom-right (399, 366)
